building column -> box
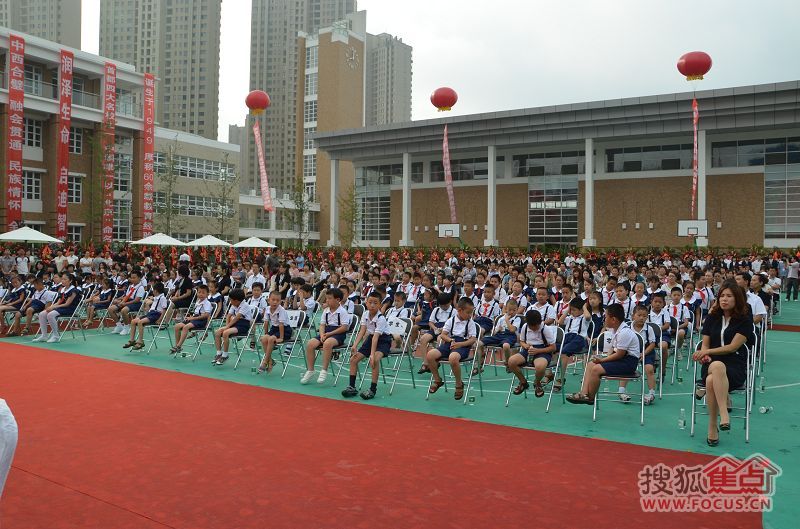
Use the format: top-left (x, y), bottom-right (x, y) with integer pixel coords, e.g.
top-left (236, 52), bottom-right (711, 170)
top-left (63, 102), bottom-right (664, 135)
top-left (399, 152), bottom-right (414, 246)
top-left (484, 145), bottom-right (499, 247)
top-left (269, 206), bottom-right (277, 246)
top-left (696, 129), bottom-right (709, 247)
top-left (582, 137), bottom-right (597, 247)
top-left (327, 158), bottom-right (340, 246)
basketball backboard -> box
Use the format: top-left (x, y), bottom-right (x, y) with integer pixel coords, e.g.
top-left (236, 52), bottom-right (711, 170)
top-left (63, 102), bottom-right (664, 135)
top-left (677, 219), bottom-right (708, 237)
top-left (438, 223), bottom-right (461, 238)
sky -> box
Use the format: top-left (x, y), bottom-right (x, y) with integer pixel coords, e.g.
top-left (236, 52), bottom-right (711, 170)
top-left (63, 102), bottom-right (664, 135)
top-left (81, 0), bottom-right (800, 142)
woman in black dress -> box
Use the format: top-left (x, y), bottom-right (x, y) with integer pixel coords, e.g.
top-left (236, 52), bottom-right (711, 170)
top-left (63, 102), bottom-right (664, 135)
top-left (170, 266), bottom-right (194, 310)
top-left (693, 280), bottom-right (753, 446)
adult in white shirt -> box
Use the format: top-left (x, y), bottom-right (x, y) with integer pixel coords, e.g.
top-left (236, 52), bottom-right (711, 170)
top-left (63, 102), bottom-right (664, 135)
top-left (53, 250), bottom-right (68, 273)
top-left (0, 399), bottom-right (18, 499)
top-left (735, 273), bottom-right (766, 324)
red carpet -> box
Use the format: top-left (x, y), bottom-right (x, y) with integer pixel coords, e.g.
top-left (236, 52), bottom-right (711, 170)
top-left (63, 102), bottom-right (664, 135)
top-left (0, 344), bottom-right (759, 529)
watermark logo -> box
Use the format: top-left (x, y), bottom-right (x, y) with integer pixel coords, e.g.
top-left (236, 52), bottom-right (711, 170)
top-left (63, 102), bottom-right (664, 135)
top-left (638, 453), bottom-right (781, 513)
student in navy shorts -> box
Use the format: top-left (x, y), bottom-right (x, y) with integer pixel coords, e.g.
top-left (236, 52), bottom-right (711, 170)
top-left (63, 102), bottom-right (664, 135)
top-left (171, 284), bottom-right (213, 355)
top-left (82, 278), bottom-right (115, 329)
top-left (301, 288), bottom-right (352, 385)
top-left (618, 304), bottom-right (658, 405)
top-left (554, 297), bottom-right (591, 392)
top-left (567, 304), bottom-right (642, 405)
top-left (341, 292), bottom-right (393, 400)
top-left (213, 288), bottom-right (255, 366)
top-left (507, 309), bottom-right (557, 398)
top-left (258, 291), bottom-right (294, 374)
top-left (414, 292), bottom-right (453, 374)
top-left (425, 297), bottom-right (478, 401)
top-left (473, 299), bottom-right (521, 375)
top-left (124, 282), bottom-right (168, 350)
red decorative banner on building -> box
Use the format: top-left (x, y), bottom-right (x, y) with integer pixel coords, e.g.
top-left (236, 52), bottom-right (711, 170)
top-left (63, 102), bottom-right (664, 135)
top-left (101, 62), bottom-right (117, 243)
top-left (55, 50), bottom-right (74, 239)
top-left (442, 124), bottom-right (457, 223)
top-left (5, 34), bottom-right (25, 230)
top-left (252, 120), bottom-right (274, 211)
top-left (141, 73), bottom-right (156, 237)
top-left (691, 98), bottom-right (699, 220)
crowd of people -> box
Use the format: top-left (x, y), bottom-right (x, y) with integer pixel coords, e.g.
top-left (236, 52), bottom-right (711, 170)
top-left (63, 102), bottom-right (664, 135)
top-left (0, 244), bottom-right (797, 446)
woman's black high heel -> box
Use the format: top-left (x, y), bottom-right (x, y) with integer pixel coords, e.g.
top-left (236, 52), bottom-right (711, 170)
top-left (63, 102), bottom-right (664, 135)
top-left (719, 422), bottom-right (730, 431)
top-left (707, 426), bottom-right (719, 446)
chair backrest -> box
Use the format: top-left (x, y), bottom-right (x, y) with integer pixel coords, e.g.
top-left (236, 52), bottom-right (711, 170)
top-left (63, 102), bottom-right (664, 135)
top-left (353, 303), bottom-right (365, 319)
top-left (554, 325), bottom-right (566, 350)
top-left (669, 316), bottom-right (679, 333)
top-left (646, 322), bottom-right (662, 343)
top-left (286, 309), bottom-right (305, 330)
top-left (592, 330), bottom-right (612, 356)
top-left (386, 316), bottom-right (411, 339)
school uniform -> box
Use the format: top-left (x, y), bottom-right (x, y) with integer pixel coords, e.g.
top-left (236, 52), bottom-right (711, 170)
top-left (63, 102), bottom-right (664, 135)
top-left (227, 302), bottom-right (255, 335)
top-left (316, 306), bottom-right (352, 346)
top-left (600, 288), bottom-right (616, 307)
top-left (405, 284), bottom-right (424, 308)
top-left (265, 305), bottom-right (293, 340)
top-left (554, 298), bottom-right (572, 321)
top-left (93, 288), bottom-right (114, 310)
top-left (631, 293), bottom-right (650, 308)
top-left (599, 326), bottom-right (641, 376)
top-left (474, 297), bottom-right (501, 332)
top-left (53, 286), bottom-right (80, 316)
top-left (29, 288), bottom-right (51, 313)
top-left (648, 309), bottom-right (672, 345)
top-left (5, 286), bottom-right (26, 310)
top-left (697, 287), bottom-right (715, 319)
top-left (416, 300), bottom-right (435, 328)
top-left (248, 294), bottom-right (268, 323)
top-left (550, 286), bottom-right (562, 302)
top-left (144, 294), bottom-right (169, 324)
top-left (188, 299), bottom-right (213, 330)
top-left (507, 292), bottom-right (528, 312)
top-left (527, 302), bottom-right (556, 323)
top-left (612, 297), bottom-right (636, 321)
top-left (459, 292), bottom-right (480, 308)
top-left (481, 314), bottom-right (521, 348)
top-left (518, 323), bottom-right (558, 364)
top-left (424, 305), bottom-right (453, 338)
top-left (624, 322), bottom-right (657, 366)
top-left (667, 302), bottom-right (691, 327)
top-left (124, 283), bottom-right (146, 312)
top-left (301, 297), bottom-right (317, 327)
top-left (562, 314), bottom-right (590, 355)
top-left (342, 298), bottom-right (356, 314)
top-left (208, 293), bottom-right (224, 319)
top-left (386, 306), bottom-right (412, 320)
top-left (357, 311), bottom-right (392, 356)
top-left (589, 311), bottom-right (604, 338)
top-left (436, 314), bottom-right (478, 361)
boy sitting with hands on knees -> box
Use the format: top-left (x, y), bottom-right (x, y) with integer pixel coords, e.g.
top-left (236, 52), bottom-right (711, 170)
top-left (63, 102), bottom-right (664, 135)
top-left (473, 299), bottom-right (520, 375)
top-left (258, 291), bottom-right (293, 374)
top-left (302, 288), bottom-right (351, 385)
top-left (425, 298), bottom-right (477, 400)
top-left (341, 292), bottom-right (393, 400)
top-left (507, 310), bottom-right (557, 398)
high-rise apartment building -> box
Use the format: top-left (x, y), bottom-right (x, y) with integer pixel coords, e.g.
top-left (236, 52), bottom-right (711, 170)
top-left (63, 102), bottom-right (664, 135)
top-left (99, 0), bottom-right (222, 140)
top-left (246, 0), bottom-right (356, 196)
top-left (365, 33), bottom-right (412, 126)
top-left (0, 0), bottom-right (81, 48)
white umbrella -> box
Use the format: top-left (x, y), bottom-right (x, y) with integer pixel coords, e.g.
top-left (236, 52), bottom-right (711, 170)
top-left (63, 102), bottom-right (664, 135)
top-left (0, 226), bottom-right (63, 244)
top-left (129, 233), bottom-right (186, 246)
top-left (186, 235), bottom-right (231, 247)
top-left (233, 236), bottom-right (277, 249)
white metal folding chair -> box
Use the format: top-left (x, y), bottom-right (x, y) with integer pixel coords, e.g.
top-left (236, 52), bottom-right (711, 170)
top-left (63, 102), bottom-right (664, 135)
top-left (425, 326), bottom-right (485, 405)
top-left (591, 331), bottom-right (647, 425)
top-left (263, 310), bottom-right (305, 376)
top-left (186, 298), bottom-right (228, 361)
top-left (329, 315), bottom-right (362, 386)
top-left (53, 293), bottom-right (88, 342)
top-left (357, 316), bottom-right (416, 394)
top-left (143, 302), bottom-right (176, 355)
top-left (503, 327), bottom-right (565, 409)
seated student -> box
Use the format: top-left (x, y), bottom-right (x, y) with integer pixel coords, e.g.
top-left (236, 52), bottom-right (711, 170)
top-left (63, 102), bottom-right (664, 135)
top-left (0, 276), bottom-right (27, 331)
top-left (600, 276), bottom-right (618, 307)
top-left (108, 271), bottom-right (145, 336)
top-left (474, 284), bottom-right (501, 334)
top-left (646, 275), bottom-right (664, 298)
top-left (507, 310), bottom-right (557, 398)
top-left (473, 299), bottom-right (521, 375)
top-left (247, 282), bottom-right (268, 324)
top-left (339, 284), bottom-right (356, 314)
top-left (667, 286), bottom-right (691, 350)
top-left (631, 281), bottom-right (649, 307)
top-left (566, 303), bottom-right (641, 405)
top-left (341, 292), bottom-right (394, 400)
top-left (507, 279), bottom-right (529, 315)
top-left (405, 273), bottom-right (425, 309)
top-left (7, 278), bottom-right (55, 337)
top-left (301, 287), bottom-right (351, 385)
top-left (386, 291), bottom-right (412, 320)
top-left (258, 291), bottom-right (293, 373)
top-left (648, 292), bottom-right (672, 369)
top-left (695, 274), bottom-right (715, 322)
top-left (283, 277), bottom-right (305, 309)
top-left (34, 273), bottom-right (80, 343)
top-left (526, 286), bottom-right (556, 325)
top-left (749, 273), bottom-right (772, 320)
top-left (415, 292), bottom-right (453, 373)
top-left (460, 279), bottom-right (480, 307)
top-left (124, 282), bottom-right (168, 350)
top-left (396, 271), bottom-right (412, 298)
top-left (171, 284), bottom-right (212, 355)
top-left (766, 268), bottom-right (781, 312)
top-left (425, 297), bottom-right (477, 400)
top-left (618, 304), bottom-right (657, 405)
top-left (212, 288), bottom-right (254, 366)
top-left (682, 281), bottom-right (702, 331)
top-left (82, 278), bottom-right (115, 329)
top-left (410, 288), bottom-right (436, 350)
top-left (554, 297), bottom-right (592, 391)
top-left (207, 281), bottom-right (224, 319)
top-left (297, 284), bottom-right (318, 326)
top-left (612, 282), bottom-right (636, 322)
top-left (555, 284), bottom-right (575, 321)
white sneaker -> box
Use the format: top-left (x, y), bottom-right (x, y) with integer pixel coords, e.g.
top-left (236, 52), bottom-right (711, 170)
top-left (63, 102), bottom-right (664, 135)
top-left (618, 393), bottom-right (632, 403)
top-left (644, 393), bottom-right (655, 406)
top-left (32, 333), bottom-right (46, 342)
top-left (47, 333), bottom-right (60, 343)
top-left (121, 325), bottom-right (131, 335)
top-left (317, 369), bottom-right (328, 384)
top-left (112, 323), bottom-right (123, 334)
top-left (300, 370), bottom-right (316, 384)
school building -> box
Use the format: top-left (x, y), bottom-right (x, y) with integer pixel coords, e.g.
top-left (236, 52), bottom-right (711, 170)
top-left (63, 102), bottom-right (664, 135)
top-left (315, 81), bottom-right (800, 249)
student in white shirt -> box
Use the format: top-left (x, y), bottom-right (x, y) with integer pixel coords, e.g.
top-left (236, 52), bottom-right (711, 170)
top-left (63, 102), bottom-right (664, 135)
top-left (171, 284), bottom-right (212, 355)
top-left (527, 287), bottom-right (556, 325)
top-left (108, 271), bottom-right (146, 335)
top-left (302, 288), bottom-right (352, 385)
top-left (618, 305), bottom-right (657, 405)
top-left (213, 288), bottom-right (254, 366)
top-left (612, 283), bottom-right (636, 321)
top-left (473, 300), bottom-right (521, 374)
top-left (298, 284), bottom-right (317, 326)
top-left (507, 280), bottom-right (529, 315)
top-left (258, 291), bottom-right (294, 373)
top-left (341, 292), bottom-right (394, 400)
top-left (735, 272), bottom-right (767, 325)
top-left (567, 304), bottom-right (641, 405)
top-left (667, 287), bottom-right (691, 350)
top-left (415, 293), bottom-right (454, 371)
top-left (425, 298), bottom-right (477, 401)
top-left (125, 282), bottom-right (168, 350)
top-left (507, 310), bottom-right (557, 398)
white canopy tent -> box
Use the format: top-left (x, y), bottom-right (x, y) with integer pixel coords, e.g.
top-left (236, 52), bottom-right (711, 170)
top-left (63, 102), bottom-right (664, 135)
top-left (0, 226), bottom-right (63, 244)
top-left (186, 235), bottom-right (231, 247)
top-left (129, 233), bottom-right (186, 246)
top-left (233, 237), bottom-right (277, 249)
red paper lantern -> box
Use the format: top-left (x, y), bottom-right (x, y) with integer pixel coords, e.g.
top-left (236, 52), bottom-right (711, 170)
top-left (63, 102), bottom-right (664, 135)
top-left (430, 87), bottom-right (458, 111)
top-left (677, 52), bottom-right (712, 81)
top-left (245, 90), bottom-right (271, 115)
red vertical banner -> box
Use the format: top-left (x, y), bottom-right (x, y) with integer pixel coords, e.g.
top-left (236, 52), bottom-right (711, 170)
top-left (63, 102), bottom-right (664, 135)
top-left (691, 98), bottom-right (699, 220)
top-left (442, 124), bottom-right (457, 223)
top-left (5, 34), bottom-right (26, 231)
top-left (252, 120), bottom-right (274, 211)
top-left (56, 50), bottom-right (74, 240)
top-left (141, 73), bottom-right (155, 237)
top-left (100, 62), bottom-right (117, 243)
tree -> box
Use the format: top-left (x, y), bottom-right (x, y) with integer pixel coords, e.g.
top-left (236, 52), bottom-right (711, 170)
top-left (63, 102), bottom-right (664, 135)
top-left (202, 152), bottom-right (239, 242)
top-left (153, 138), bottom-right (186, 235)
top-left (286, 176), bottom-right (312, 249)
top-left (337, 182), bottom-right (360, 248)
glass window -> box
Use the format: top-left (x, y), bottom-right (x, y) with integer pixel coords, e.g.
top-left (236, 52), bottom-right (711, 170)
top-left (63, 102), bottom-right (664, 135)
top-left (305, 46), bottom-right (318, 68)
top-left (528, 174), bottom-right (578, 246)
top-left (303, 126), bottom-right (316, 150)
top-left (114, 153), bottom-right (132, 192)
top-left (411, 162), bottom-right (423, 183)
top-left (303, 154), bottom-right (316, 178)
top-left (304, 72), bottom-right (317, 96)
top-left (112, 199), bottom-right (131, 241)
top-left (67, 225), bottom-right (82, 242)
top-left (23, 171), bottom-right (42, 200)
top-left (69, 127), bottom-right (82, 154)
top-left (24, 119), bottom-right (42, 147)
top-left (606, 144), bottom-right (692, 172)
top-left (764, 164), bottom-right (800, 239)
top-left (303, 100), bottom-right (317, 123)
top-left (67, 175), bottom-right (82, 203)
